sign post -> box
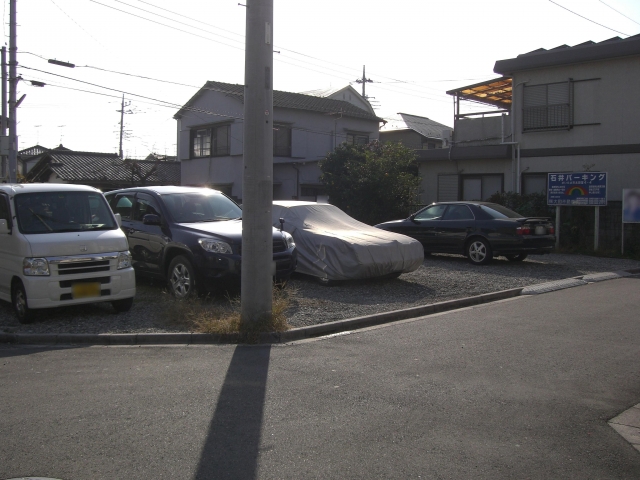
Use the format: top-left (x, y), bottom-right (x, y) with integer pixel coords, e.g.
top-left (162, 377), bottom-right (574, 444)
top-left (547, 172), bottom-right (608, 251)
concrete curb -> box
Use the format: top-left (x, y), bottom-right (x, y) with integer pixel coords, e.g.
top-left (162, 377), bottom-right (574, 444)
top-left (0, 288), bottom-right (523, 346)
top-left (1, 267), bottom-right (638, 346)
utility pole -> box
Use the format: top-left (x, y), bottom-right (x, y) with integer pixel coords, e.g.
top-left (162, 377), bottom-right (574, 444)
top-left (8, 0), bottom-right (17, 182)
top-left (355, 65), bottom-right (373, 99)
top-left (241, 0), bottom-right (274, 325)
top-left (1, 46), bottom-right (7, 179)
top-left (118, 94), bottom-right (126, 158)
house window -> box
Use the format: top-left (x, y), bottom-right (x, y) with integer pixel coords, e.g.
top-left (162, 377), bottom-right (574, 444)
top-left (191, 124), bottom-right (230, 158)
top-left (461, 175), bottom-right (503, 201)
top-left (521, 173), bottom-right (548, 195)
top-left (523, 81), bottom-right (572, 131)
top-left (273, 125), bottom-right (292, 157)
top-left (346, 133), bottom-right (369, 145)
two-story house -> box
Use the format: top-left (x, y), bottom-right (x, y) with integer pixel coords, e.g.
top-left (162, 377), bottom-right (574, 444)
top-left (416, 34), bottom-right (640, 205)
top-left (174, 82), bottom-right (382, 202)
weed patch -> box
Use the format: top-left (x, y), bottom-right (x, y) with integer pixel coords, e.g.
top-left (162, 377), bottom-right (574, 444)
top-left (162, 285), bottom-right (295, 342)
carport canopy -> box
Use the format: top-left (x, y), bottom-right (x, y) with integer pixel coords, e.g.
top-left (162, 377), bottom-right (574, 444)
top-left (446, 77), bottom-right (512, 109)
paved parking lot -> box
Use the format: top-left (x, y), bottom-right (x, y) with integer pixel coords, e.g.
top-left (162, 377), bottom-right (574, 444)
top-left (2, 277), bottom-right (640, 479)
top-left (0, 253), bottom-right (638, 334)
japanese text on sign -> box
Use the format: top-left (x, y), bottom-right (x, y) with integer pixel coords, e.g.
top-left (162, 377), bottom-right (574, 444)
top-left (547, 172), bottom-right (607, 206)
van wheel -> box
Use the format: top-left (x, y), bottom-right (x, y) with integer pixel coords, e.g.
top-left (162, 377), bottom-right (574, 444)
top-left (168, 255), bottom-right (196, 299)
top-left (12, 281), bottom-right (34, 324)
top-left (112, 297), bottom-right (134, 313)
top-left (466, 238), bottom-right (493, 265)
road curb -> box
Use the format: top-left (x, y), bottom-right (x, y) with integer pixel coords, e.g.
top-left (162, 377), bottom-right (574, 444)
top-left (0, 287), bottom-right (523, 346)
top-left (1, 267), bottom-right (638, 347)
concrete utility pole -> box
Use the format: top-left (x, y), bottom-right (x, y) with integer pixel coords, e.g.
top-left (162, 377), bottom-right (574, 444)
top-left (118, 94), bottom-right (126, 158)
top-left (8, 0), bottom-right (17, 182)
top-left (1, 46), bottom-right (7, 179)
top-left (355, 65), bottom-right (373, 99)
top-left (241, 0), bottom-right (274, 325)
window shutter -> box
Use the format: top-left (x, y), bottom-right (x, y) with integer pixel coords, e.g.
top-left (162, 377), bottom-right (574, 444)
top-left (438, 174), bottom-right (459, 202)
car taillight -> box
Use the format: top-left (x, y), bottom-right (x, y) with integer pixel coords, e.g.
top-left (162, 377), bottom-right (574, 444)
top-left (547, 225), bottom-right (555, 235)
top-left (516, 224), bottom-right (531, 235)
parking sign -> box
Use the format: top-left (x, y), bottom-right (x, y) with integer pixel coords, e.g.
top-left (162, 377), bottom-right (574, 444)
top-left (547, 172), bottom-right (607, 206)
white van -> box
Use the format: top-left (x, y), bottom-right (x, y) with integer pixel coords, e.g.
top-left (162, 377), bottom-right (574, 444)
top-left (0, 183), bottom-right (136, 323)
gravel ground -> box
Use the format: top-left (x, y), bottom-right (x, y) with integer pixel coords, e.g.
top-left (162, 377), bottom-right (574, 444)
top-left (1, 253), bottom-right (639, 334)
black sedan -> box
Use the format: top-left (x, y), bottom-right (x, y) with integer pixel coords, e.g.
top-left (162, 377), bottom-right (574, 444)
top-left (375, 202), bottom-right (555, 265)
top-left (105, 186), bottom-right (297, 298)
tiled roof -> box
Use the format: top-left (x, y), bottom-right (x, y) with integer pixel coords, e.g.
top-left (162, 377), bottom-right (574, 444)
top-left (494, 33), bottom-right (640, 74)
top-left (27, 151), bottom-right (180, 186)
top-left (174, 81), bottom-right (382, 121)
top-left (18, 145), bottom-right (49, 157)
top-left (382, 113), bottom-right (452, 140)
top-left (399, 113), bottom-right (452, 140)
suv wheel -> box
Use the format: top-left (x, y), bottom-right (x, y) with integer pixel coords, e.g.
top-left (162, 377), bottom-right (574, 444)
top-left (12, 281), bottom-right (34, 324)
top-left (168, 255), bottom-right (196, 299)
top-left (467, 238), bottom-right (493, 265)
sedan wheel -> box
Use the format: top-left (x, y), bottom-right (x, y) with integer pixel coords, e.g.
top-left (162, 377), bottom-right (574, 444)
top-left (168, 255), bottom-right (196, 299)
top-left (467, 238), bottom-right (492, 265)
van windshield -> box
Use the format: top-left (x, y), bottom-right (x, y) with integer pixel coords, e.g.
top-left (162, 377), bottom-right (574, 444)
top-left (15, 191), bottom-right (117, 234)
top-left (162, 193), bottom-right (242, 223)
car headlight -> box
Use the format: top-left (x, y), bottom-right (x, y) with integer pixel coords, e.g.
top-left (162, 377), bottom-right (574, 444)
top-left (198, 238), bottom-right (232, 254)
top-left (23, 257), bottom-right (50, 276)
top-left (117, 251), bottom-right (132, 269)
top-left (282, 231), bottom-right (295, 249)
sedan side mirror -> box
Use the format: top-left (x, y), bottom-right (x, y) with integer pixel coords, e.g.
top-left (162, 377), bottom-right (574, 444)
top-left (409, 214), bottom-right (418, 223)
top-left (143, 214), bottom-right (162, 226)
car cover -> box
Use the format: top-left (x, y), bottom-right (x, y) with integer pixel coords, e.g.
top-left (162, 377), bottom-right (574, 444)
top-left (272, 201), bottom-right (424, 280)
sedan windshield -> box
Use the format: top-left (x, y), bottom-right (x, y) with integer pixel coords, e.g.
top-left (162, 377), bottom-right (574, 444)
top-left (162, 193), bottom-right (242, 223)
top-left (15, 191), bottom-right (117, 234)
top-left (478, 203), bottom-right (524, 219)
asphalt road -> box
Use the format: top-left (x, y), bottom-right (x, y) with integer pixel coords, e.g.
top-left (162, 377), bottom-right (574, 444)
top-left (1, 277), bottom-right (640, 479)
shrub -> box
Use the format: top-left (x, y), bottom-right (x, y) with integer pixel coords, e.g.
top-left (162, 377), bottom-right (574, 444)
top-left (320, 141), bottom-right (421, 225)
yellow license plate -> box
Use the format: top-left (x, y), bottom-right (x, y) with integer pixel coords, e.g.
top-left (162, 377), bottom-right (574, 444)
top-left (72, 282), bottom-right (101, 299)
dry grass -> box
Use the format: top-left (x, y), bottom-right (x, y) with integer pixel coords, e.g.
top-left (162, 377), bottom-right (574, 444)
top-left (163, 284), bottom-right (295, 342)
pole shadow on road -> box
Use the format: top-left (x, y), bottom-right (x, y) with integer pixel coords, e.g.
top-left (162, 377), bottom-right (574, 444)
top-left (195, 345), bottom-right (271, 480)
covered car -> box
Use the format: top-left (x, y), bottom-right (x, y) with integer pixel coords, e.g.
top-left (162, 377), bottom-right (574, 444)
top-left (272, 201), bottom-right (424, 281)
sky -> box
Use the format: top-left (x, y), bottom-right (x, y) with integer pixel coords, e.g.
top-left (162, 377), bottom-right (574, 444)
top-left (10, 0), bottom-right (640, 159)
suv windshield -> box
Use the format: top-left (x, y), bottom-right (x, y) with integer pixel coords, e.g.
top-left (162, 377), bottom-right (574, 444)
top-left (478, 203), bottom-right (524, 219)
top-left (15, 191), bottom-right (117, 234)
top-left (163, 192), bottom-right (242, 223)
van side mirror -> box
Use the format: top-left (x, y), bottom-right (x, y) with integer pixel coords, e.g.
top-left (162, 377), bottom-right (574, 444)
top-left (143, 214), bottom-right (162, 226)
top-left (0, 219), bottom-right (10, 234)
top-left (114, 213), bottom-right (122, 227)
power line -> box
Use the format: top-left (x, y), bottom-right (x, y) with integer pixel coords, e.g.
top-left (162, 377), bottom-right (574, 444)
top-left (113, 0), bottom-right (246, 46)
top-left (19, 65), bottom-right (242, 119)
top-left (89, 0), bottom-right (245, 51)
top-left (548, 0), bottom-right (631, 36)
top-left (89, 0), bottom-right (475, 99)
top-left (599, 0), bottom-right (640, 26)
top-left (49, 0), bottom-right (106, 47)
